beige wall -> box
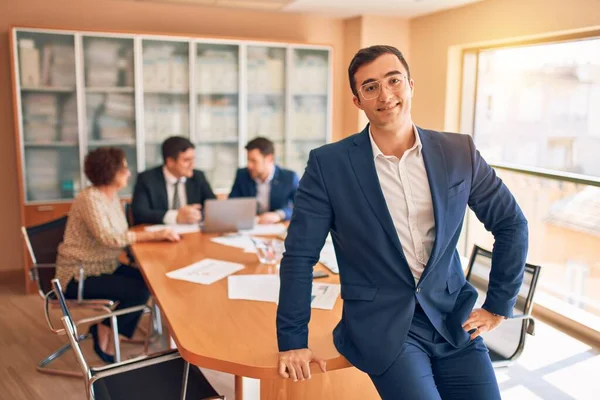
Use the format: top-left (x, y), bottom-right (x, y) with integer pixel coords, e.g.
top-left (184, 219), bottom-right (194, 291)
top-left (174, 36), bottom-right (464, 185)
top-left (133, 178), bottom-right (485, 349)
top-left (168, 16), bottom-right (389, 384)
top-left (341, 15), bottom-right (411, 133)
top-left (0, 0), bottom-right (346, 273)
top-left (409, 0), bottom-right (600, 131)
top-left (342, 17), bottom-right (363, 137)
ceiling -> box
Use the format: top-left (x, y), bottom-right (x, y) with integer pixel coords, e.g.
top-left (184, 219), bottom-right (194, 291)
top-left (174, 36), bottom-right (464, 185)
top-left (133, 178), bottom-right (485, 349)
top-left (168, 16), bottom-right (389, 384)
top-left (133, 0), bottom-right (485, 18)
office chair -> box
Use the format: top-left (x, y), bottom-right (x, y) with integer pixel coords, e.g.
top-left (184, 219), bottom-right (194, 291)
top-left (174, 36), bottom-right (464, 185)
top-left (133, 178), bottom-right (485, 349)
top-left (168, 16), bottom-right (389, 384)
top-left (465, 245), bottom-right (541, 367)
top-left (22, 215), bottom-right (151, 376)
top-left (50, 278), bottom-right (224, 400)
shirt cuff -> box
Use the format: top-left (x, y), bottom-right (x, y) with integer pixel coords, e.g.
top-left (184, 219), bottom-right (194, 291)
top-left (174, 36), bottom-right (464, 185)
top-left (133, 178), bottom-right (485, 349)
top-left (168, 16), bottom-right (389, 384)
top-left (275, 209), bottom-right (286, 221)
top-left (127, 231), bottom-right (136, 245)
top-left (163, 210), bottom-right (178, 225)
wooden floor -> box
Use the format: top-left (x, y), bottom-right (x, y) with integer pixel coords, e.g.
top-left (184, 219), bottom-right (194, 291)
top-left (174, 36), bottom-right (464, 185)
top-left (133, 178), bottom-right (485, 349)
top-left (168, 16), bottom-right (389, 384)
top-left (0, 278), bottom-right (235, 400)
top-left (5, 275), bottom-right (598, 400)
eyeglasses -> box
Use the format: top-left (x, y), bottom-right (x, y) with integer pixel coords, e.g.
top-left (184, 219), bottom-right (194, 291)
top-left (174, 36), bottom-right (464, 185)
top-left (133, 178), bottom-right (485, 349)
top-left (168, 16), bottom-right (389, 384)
top-left (358, 73), bottom-right (407, 100)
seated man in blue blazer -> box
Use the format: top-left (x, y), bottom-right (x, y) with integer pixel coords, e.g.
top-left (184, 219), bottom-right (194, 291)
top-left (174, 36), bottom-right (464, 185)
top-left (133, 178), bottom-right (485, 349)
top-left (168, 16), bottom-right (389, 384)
top-left (131, 136), bottom-right (216, 225)
top-left (276, 46), bottom-right (528, 400)
top-left (229, 137), bottom-right (299, 224)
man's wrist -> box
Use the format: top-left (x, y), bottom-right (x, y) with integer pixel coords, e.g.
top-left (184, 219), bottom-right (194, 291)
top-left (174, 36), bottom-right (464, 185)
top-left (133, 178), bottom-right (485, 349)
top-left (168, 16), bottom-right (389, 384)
top-left (275, 209), bottom-right (286, 221)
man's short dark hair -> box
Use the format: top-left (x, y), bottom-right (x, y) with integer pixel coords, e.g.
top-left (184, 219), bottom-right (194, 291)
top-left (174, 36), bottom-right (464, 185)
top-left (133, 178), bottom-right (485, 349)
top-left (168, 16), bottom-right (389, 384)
top-left (84, 147), bottom-right (126, 186)
top-left (348, 45), bottom-right (411, 98)
top-left (162, 136), bottom-right (195, 163)
top-left (245, 137), bottom-right (274, 156)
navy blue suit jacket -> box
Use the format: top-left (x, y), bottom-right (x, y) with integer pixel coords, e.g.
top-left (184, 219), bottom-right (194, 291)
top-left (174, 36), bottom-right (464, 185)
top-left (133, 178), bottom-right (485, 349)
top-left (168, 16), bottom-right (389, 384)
top-left (228, 166), bottom-right (299, 221)
top-left (131, 166), bottom-right (216, 225)
top-left (276, 125), bottom-right (528, 376)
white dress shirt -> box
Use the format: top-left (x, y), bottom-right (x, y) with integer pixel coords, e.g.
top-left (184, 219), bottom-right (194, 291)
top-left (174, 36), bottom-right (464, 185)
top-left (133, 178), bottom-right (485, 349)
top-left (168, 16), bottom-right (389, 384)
top-left (369, 125), bottom-right (436, 285)
top-left (162, 166), bottom-right (188, 225)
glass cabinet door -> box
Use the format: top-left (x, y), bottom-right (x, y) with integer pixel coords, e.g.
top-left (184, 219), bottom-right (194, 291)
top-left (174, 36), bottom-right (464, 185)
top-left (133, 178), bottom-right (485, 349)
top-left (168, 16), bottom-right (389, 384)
top-left (247, 45), bottom-right (286, 165)
top-left (142, 39), bottom-right (190, 169)
top-left (288, 48), bottom-right (330, 175)
top-left (82, 35), bottom-right (137, 195)
top-left (194, 43), bottom-right (240, 190)
top-left (16, 30), bottom-right (81, 202)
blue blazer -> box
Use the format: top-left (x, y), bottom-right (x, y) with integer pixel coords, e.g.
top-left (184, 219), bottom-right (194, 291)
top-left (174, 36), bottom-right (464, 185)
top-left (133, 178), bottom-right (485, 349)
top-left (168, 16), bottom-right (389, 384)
top-left (276, 125), bottom-right (528, 376)
top-left (228, 166), bottom-right (299, 221)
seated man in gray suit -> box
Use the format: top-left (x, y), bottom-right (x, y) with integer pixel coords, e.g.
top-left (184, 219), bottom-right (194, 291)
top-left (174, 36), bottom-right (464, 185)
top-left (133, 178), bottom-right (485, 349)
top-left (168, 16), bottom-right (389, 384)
top-left (131, 136), bottom-right (216, 225)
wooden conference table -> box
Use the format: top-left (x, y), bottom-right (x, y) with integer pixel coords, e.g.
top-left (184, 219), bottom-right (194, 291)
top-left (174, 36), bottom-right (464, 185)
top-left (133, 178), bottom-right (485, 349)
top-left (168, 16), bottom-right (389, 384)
top-left (131, 229), bottom-right (379, 400)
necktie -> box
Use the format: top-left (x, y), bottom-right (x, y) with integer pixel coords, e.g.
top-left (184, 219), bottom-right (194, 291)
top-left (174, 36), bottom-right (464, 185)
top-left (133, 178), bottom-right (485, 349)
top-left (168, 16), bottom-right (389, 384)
top-left (172, 180), bottom-right (181, 210)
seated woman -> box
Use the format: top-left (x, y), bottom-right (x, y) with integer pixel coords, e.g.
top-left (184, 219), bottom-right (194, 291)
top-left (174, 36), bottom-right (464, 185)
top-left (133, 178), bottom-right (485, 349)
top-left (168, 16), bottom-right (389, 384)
top-left (55, 147), bottom-right (180, 363)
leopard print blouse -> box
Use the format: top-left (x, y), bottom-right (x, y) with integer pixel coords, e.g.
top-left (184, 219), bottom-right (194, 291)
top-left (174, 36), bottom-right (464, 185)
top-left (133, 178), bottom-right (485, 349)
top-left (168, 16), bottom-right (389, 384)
top-left (55, 186), bottom-right (136, 287)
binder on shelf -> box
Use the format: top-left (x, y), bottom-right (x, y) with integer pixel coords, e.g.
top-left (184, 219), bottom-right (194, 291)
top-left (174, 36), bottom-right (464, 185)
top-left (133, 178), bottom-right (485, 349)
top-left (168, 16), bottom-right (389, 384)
top-left (12, 28), bottom-right (331, 204)
top-left (19, 39), bottom-right (41, 87)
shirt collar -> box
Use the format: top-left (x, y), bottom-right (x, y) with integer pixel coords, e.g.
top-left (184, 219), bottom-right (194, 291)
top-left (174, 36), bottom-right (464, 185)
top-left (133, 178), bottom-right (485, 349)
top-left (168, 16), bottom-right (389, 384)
top-left (368, 124), bottom-right (422, 160)
top-left (163, 166), bottom-right (187, 185)
top-left (255, 165), bottom-right (275, 185)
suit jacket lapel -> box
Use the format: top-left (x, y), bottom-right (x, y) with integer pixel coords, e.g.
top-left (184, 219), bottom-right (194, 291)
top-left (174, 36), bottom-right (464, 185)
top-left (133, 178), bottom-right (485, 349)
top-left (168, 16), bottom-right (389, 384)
top-left (269, 166), bottom-right (280, 210)
top-left (184, 178), bottom-right (195, 204)
top-left (246, 169), bottom-right (258, 197)
top-left (348, 126), bottom-right (407, 261)
top-left (155, 167), bottom-right (169, 210)
top-left (418, 128), bottom-right (448, 281)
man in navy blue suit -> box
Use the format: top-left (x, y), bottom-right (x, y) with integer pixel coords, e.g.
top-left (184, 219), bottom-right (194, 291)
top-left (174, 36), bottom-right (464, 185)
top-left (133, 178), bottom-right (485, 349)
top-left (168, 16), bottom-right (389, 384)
top-left (229, 137), bottom-right (299, 223)
top-left (276, 45), bottom-right (528, 399)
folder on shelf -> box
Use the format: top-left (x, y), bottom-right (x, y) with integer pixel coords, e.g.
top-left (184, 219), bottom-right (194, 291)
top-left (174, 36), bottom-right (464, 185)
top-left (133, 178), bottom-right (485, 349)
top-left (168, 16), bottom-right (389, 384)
top-left (19, 39), bottom-right (41, 87)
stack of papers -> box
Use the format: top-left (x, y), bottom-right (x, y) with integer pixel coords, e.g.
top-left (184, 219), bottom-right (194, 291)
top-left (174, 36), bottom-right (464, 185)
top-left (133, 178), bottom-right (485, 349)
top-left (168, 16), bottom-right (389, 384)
top-left (227, 275), bottom-right (340, 310)
top-left (166, 258), bottom-right (244, 285)
top-left (209, 224), bottom-right (287, 253)
top-left (145, 224), bottom-right (200, 235)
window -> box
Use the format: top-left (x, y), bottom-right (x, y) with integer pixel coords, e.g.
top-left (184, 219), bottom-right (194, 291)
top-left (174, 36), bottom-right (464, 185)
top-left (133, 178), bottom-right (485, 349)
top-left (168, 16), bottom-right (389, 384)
top-left (461, 36), bottom-right (600, 333)
top-left (470, 38), bottom-right (600, 177)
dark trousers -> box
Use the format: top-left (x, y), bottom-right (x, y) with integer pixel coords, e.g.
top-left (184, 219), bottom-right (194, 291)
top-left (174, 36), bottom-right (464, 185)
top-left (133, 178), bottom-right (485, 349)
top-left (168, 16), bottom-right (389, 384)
top-left (369, 304), bottom-right (501, 400)
top-left (65, 264), bottom-right (150, 338)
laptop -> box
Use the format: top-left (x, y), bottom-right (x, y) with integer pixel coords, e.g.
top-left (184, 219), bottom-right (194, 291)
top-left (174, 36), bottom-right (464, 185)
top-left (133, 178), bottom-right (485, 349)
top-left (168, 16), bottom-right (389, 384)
top-left (202, 198), bottom-right (257, 233)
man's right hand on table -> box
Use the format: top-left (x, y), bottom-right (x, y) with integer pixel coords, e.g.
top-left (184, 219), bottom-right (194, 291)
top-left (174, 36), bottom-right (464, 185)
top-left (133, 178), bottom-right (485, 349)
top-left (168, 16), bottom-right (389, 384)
top-left (176, 204), bottom-right (202, 224)
top-left (278, 348), bottom-right (326, 381)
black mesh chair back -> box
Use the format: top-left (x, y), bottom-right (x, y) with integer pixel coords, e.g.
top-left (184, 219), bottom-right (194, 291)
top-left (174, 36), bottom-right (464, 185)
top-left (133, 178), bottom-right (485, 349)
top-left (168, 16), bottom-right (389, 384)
top-left (465, 245), bottom-right (541, 366)
top-left (23, 215), bottom-right (69, 296)
top-left (49, 279), bottom-right (223, 400)
top-left (92, 358), bottom-right (222, 400)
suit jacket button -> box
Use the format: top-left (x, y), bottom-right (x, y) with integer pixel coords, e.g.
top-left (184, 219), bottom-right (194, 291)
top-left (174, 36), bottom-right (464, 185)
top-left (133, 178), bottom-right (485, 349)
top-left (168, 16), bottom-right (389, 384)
top-left (416, 287), bottom-right (421, 294)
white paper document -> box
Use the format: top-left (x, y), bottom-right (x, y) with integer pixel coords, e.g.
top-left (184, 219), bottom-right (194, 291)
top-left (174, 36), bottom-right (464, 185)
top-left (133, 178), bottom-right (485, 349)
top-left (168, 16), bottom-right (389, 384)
top-left (210, 234), bottom-right (257, 253)
top-left (227, 275), bottom-right (340, 310)
top-left (145, 224), bottom-right (200, 235)
top-left (310, 283), bottom-right (341, 310)
top-left (238, 223), bottom-right (287, 236)
top-left (166, 258), bottom-right (245, 285)
top-left (227, 274), bottom-right (280, 303)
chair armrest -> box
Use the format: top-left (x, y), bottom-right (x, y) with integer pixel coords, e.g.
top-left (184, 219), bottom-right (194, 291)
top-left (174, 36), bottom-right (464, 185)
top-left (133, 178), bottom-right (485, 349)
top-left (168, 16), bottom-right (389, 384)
top-left (510, 313), bottom-right (531, 320)
top-left (75, 304), bottom-right (151, 327)
top-left (48, 298), bottom-right (150, 336)
top-left (31, 262), bottom-right (86, 302)
top-left (29, 263), bottom-right (57, 281)
top-left (30, 263), bottom-right (58, 269)
top-left (510, 313), bottom-right (535, 336)
top-left (43, 290), bottom-right (63, 334)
